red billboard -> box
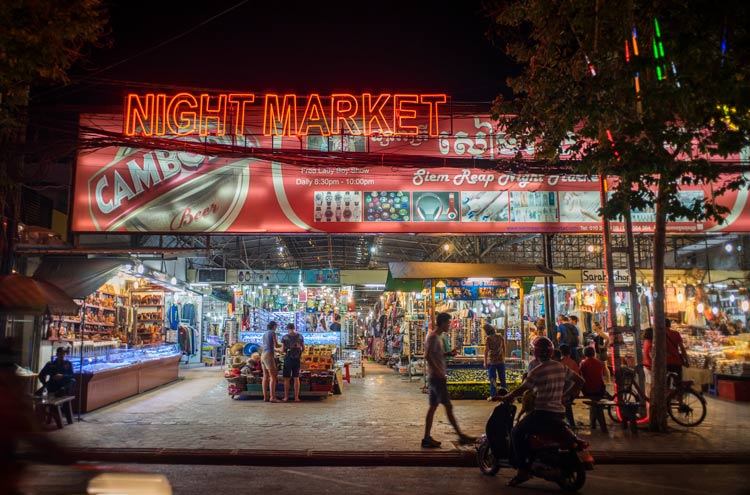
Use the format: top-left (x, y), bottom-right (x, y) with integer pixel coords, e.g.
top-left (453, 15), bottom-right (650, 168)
top-left (71, 113), bottom-right (750, 234)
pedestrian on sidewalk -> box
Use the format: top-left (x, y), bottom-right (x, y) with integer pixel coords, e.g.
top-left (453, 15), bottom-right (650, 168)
top-left (592, 321), bottom-right (612, 382)
top-left (261, 321), bottom-right (281, 403)
top-left (567, 316), bottom-right (583, 362)
top-left (642, 327), bottom-right (654, 402)
top-left (422, 312), bottom-right (475, 449)
top-left (483, 324), bottom-right (506, 400)
top-left (559, 344), bottom-right (581, 430)
top-left (281, 323), bottom-right (305, 402)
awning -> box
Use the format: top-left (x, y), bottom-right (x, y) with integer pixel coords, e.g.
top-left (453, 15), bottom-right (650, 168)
top-left (387, 262), bottom-right (564, 280)
top-left (34, 256), bottom-right (129, 299)
top-left (0, 274), bottom-right (79, 316)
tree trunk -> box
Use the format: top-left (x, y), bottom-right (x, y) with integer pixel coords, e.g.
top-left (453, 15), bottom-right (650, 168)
top-left (649, 180), bottom-right (670, 432)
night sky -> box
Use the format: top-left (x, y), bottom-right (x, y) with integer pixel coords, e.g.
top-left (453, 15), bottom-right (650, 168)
top-left (47, 0), bottom-right (511, 107)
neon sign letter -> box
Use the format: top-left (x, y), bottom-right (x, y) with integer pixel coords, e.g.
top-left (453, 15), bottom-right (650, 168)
top-left (263, 94), bottom-right (298, 136)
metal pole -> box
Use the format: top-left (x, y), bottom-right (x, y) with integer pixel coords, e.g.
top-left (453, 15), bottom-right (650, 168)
top-left (599, 176), bottom-right (621, 391)
top-left (543, 234), bottom-right (556, 339)
top-left (625, 210), bottom-right (645, 392)
top-left (77, 301), bottom-right (87, 422)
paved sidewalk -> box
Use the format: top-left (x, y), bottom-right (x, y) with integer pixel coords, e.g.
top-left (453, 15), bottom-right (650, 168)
top-left (47, 362), bottom-right (750, 461)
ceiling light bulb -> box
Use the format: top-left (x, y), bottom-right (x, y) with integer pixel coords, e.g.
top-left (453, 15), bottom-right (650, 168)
top-left (443, 243), bottom-right (450, 251)
top-left (171, 277), bottom-right (177, 285)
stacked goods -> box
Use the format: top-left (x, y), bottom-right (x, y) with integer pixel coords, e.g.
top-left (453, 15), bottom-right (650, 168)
top-left (302, 345), bottom-right (336, 370)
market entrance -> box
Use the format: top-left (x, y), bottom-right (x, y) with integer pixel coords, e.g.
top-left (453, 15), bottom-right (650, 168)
top-left (18, 94), bottom-right (750, 416)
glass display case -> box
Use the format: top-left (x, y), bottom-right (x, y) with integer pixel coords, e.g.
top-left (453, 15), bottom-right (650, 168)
top-left (74, 343), bottom-right (182, 413)
top-left (73, 344), bottom-right (180, 373)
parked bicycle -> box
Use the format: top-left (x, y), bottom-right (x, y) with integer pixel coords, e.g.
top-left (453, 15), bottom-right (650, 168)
top-left (609, 366), bottom-right (707, 427)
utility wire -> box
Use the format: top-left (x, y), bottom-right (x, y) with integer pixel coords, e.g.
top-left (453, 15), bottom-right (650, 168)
top-left (36, 0), bottom-right (251, 99)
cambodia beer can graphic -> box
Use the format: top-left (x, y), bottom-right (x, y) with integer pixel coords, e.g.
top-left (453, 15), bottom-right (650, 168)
top-left (86, 146), bottom-right (251, 232)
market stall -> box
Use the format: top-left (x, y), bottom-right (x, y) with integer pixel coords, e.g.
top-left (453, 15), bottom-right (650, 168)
top-left (225, 341), bottom-right (338, 400)
top-left (33, 256), bottom-right (197, 410)
top-left (387, 262), bottom-right (562, 399)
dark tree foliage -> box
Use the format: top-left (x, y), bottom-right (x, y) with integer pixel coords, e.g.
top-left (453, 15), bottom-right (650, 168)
top-left (485, 0), bottom-right (750, 431)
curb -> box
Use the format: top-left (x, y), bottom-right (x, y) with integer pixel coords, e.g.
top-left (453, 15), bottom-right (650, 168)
top-left (53, 448), bottom-right (750, 467)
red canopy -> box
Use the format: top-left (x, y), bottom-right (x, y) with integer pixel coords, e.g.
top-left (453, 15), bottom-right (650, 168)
top-left (0, 274), bottom-right (79, 316)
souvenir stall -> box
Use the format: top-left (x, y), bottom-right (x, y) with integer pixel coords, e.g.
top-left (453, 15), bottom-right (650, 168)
top-left (34, 258), bottom-right (189, 412)
top-left (387, 262), bottom-right (562, 399)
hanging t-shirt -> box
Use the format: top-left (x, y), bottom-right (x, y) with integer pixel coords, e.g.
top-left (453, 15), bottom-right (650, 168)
top-left (169, 304), bottom-right (180, 330)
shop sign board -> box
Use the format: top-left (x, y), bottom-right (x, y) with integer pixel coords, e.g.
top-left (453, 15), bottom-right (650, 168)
top-left (443, 279), bottom-right (510, 300)
top-left (303, 269), bottom-right (341, 285)
top-left (581, 269), bottom-right (631, 286)
top-left (236, 269), bottom-right (301, 285)
top-left (72, 113), bottom-right (750, 235)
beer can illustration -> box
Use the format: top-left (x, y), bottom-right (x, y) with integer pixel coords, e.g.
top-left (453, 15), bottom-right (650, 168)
top-left (86, 145), bottom-right (252, 232)
top-left (109, 160), bottom-right (251, 232)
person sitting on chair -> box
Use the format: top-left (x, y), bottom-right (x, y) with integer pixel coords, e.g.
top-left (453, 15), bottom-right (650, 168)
top-left (38, 347), bottom-right (75, 397)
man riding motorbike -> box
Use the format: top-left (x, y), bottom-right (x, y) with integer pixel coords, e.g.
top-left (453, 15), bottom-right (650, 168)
top-left (496, 336), bottom-right (585, 487)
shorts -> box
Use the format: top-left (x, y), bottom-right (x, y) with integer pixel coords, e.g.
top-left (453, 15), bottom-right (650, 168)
top-left (261, 352), bottom-right (276, 375)
top-left (428, 377), bottom-right (450, 406)
top-left (283, 356), bottom-right (301, 378)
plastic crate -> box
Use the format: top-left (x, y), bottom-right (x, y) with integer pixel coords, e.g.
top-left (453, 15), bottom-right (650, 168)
top-left (246, 383), bottom-right (263, 392)
top-left (718, 379), bottom-right (750, 401)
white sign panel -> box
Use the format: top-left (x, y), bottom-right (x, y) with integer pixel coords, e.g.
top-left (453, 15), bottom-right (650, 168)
top-left (581, 269), bottom-right (631, 285)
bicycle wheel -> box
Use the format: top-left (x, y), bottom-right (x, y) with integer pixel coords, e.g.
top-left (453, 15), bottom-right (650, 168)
top-left (668, 388), bottom-right (707, 427)
top-left (607, 391), bottom-right (643, 423)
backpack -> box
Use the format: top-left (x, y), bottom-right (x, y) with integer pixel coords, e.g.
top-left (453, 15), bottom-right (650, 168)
top-left (286, 334), bottom-right (303, 358)
top-left (564, 323), bottom-right (580, 347)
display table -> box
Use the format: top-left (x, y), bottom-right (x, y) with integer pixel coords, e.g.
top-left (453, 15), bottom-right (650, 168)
top-left (73, 345), bottom-right (181, 412)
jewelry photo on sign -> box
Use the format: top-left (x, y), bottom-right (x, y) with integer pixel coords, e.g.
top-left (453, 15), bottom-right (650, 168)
top-left (314, 191), bottom-right (362, 222)
top-left (559, 191), bottom-right (601, 222)
top-left (412, 191), bottom-right (460, 222)
top-left (509, 191), bottom-right (559, 223)
top-left (364, 191), bottom-right (410, 221)
top-left (460, 191), bottom-right (510, 222)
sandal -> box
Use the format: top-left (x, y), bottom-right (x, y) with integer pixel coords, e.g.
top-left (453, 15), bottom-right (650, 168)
top-left (507, 474), bottom-right (531, 487)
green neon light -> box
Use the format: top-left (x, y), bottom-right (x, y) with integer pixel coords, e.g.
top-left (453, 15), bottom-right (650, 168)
top-left (654, 18), bottom-right (661, 38)
top-left (656, 66), bottom-right (663, 80)
top-left (659, 42), bottom-right (665, 58)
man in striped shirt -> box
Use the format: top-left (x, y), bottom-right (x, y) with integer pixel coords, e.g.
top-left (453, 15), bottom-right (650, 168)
top-left (497, 336), bottom-right (584, 486)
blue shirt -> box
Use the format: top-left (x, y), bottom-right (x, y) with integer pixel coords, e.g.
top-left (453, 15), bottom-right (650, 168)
top-left (262, 330), bottom-right (277, 355)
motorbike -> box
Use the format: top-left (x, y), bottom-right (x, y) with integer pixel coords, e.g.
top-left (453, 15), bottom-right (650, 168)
top-left (476, 398), bottom-right (594, 492)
